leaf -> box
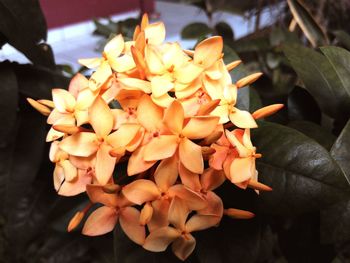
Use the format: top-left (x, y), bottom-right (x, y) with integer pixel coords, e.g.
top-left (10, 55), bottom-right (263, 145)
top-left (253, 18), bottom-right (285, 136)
top-left (288, 120), bottom-right (336, 151)
top-left (181, 22), bottom-right (212, 40)
top-left (288, 86), bottom-right (321, 124)
top-left (214, 22), bottom-right (234, 40)
top-left (0, 0), bottom-right (55, 68)
top-left (223, 45), bottom-right (249, 111)
top-left (0, 62), bottom-right (18, 143)
top-left (284, 44), bottom-right (350, 120)
top-left (252, 121), bottom-right (349, 215)
top-left (333, 30), bottom-right (350, 51)
top-left (287, 0), bottom-right (328, 47)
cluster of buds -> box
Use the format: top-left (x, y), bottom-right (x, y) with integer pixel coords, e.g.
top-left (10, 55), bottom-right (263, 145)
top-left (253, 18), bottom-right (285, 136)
top-left (28, 14), bottom-right (283, 261)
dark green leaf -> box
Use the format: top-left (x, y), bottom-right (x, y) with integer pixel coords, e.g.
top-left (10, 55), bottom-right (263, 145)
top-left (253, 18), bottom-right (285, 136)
top-left (252, 121), bottom-right (349, 215)
top-left (284, 44), bottom-right (350, 120)
top-left (269, 27), bottom-right (300, 47)
top-left (333, 30), bottom-right (350, 51)
top-left (288, 120), bottom-right (335, 151)
top-left (214, 22), bottom-right (234, 40)
top-left (287, 0), bottom-right (328, 47)
top-left (249, 87), bottom-right (262, 112)
top-left (288, 86), bottom-right (321, 124)
top-left (181, 22), bottom-right (212, 40)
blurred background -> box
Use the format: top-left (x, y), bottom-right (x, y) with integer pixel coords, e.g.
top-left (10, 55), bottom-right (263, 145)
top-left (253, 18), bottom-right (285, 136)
top-left (1, 0), bottom-right (350, 262)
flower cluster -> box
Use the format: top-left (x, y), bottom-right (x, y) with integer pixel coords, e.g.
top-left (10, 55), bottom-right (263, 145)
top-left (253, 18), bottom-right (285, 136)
top-left (28, 14), bottom-right (283, 261)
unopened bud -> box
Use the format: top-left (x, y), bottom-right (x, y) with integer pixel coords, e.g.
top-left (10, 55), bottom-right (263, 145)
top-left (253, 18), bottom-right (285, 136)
top-left (226, 60), bottom-right (241, 71)
top-left (236, 72), bottom-right (263, 88)
top-left (248, 180), bottom-right (272, 192)
top-left (140, 202), bottom-right (153, 226)
top-left (67, 211), bottom-right (85, 232)
top-left (27, 98), bottom-right (51, 116)
top-left (252, 104), bottom-right (284, 120)
top-left (224, 208), bottom-right (255, 219)
top-left (200, 130), bottom-right (223, 146)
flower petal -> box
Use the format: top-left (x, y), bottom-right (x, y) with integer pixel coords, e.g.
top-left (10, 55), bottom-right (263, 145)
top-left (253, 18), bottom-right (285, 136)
top-left (168, 196), bottom-right (190, 230)
top-left (120, 207), bottom-right (146, 245)
top-left (95, 143), bottom-right (116, 185)
top-left (168, 184), bottom-right (206, 210)
top-left (89, 61), bottom-right (112, 91)
top-left (148, 199), bottom-right (170, 232)
top-left (127, 146), bottom-right (157, 176)
top-left (194, 36), bottom-right (223, 68)
top-left (143, 135), bottom-right (178, 161)
top-left (178, 163), bottom-right (201, 192)
top-left (82, 206), bottom-right (118, 236)
top-left (143, 226), bottom-right (180, 252)
top-left (52, 89), bottom-right (76, 113)
top-left (137, 94), bottom-right (163, 131)
top-left (68, 73), bottom-right (89, 97)
top-left (104, 34), bottom-right (124, 57)
top-left (201, 168), bottom-right (226, 192)
top-left (109, 54), bottom-right (136, 72)
top-left (59, 132), bottom-right (98, 157)
top-left (58, 170), bottom-right (92, 196)
top-left (229, 108), bottom-right (257, 129)
top-left (53, 165), bottom-right (64, 191)
top-left (118, 77), bottom-right (152, 93)
top-left (163, 100), bottom-right (184, 135)
top-left (151, 93), bottom-right (174, 108)
top-left (182, 116), bottom-right (219, 139)
top-left (107, 123), bottom-right (140, 149)
top-left (86, 184), bottom-right (118, 207)
top-left (78, 57), bottom-right (103, 69)
top-left (175, 62), bottom-right (203, 84)
top-left (89, 96), bottom-right (114, 138)
top-left (208, 144), bottom-right (229, 170)
top-left (179, 138), bottom-right (203, 174)
top-left (144, 22), bottom-right (166, 45)
top-left (197, 191), bottom-right (223, 218)
top-left (172, 234), bottom-right (196, 261)
top-left (154, 155), bottom-right (179, 192)
top-left (229, 157), bottom-right (255, 184)
top-left (145, 45), bottom-right (165, 74)
top-left (122, 179), bottom-right (160, 205)
top-left (151, 75), bottom-right (174, 97)
top-left (60, 159), bottom-right (78, 182)
top-left (185, 214), bottom-right (220, 233)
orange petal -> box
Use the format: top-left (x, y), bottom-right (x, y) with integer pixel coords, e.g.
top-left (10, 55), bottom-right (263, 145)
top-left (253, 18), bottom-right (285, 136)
top-left (197, 99), bottom-right (221, 116)
top-left (175, 62), bottom-right (203, 84)
top-left (46, 115), bottom-right (75, 142)
top-left (67, 211), bottom-right (85, 232)
top-left (58, 170), bottom-right (92, 196)
top-left (86, 184), bottom-right (118, 207)
top-left (230, 157), bottom-right (255, 184)
top-left (148, 199), bottom-right (171, 232)
top-left (225, 129), bottom-right (250, 157)
top-left (52, 88), bottom-right (76, 113)
top-left (163, 100), bottom-right (184, 135)
top-left (69, 155), bottom-right (96, 170)
top-left (197, 191), bottom-right (223, 218)
top-left (144, 22), bottom-right (166, 45)
top-left (137, 94), bottom-right (163, 131)
top-left (104, 34), bottom-right (124, 57)
top-left (140, 202), bottom-right (153, 226)
top-left (60, 159), bottom-right (78, 182)
top-left (122, 179), bottom-right (160, 205)
top-left (127, 146), bottom-right (157, 176)
top-left (154, 155), bottom-right (179, 192)
top-left (95, 143), bottom-right (116, 185)
top-left (194, 36), bottom-right (223, 68)
top-left (168, 184), bottom-right (206, 210)
top-left (201, 168), bottom-right (226, 192)
top-left (168, 197), bottom-right (190, 230)
top-left (143, 135), bottom-right (178, 161)
top-left (118, 77), bottom-right (151, 93)
top-left (140, 13), bottom-right (149, 31)
top-left (78, 57), bottom-right (103, 69)
top-left (109, 54), bottom-right (136, 72)
top-left (172, 234), bottom-right (196, 261)
top-left (68, 73), bottom-right (89, 96)
top-left (185, 214), bottom-right (221, 232)
top-left (229, 108), bottom-right (257, 129)
top-left (89, 96), bottom-right (114, 138)
top-left (59, 132), bottom-right (98, 157)
top-left (82, 206), bottom-right (118, 236)
top-left (143, 226), bottom-right (180, 252)
top-left (226, 60), bottom-right (242, 71)
top-left (151, 75), bottom-right (174, 97)
top-left (208, 144), bottom-right (229, 170)
top-left (182, 116), bottom-right (219, 139)
top-left (53, 165), bottom-right (64, 191)
top-left (151, 93), bottom-right (174, 108)
top-left (75, 88), bottom-right (97, 110)
top-left (131, 45), bottom-right (146, 79)
top-left (179, 138), bottom-right (203, 174)
top-left (120, 207), bottom-right (146, 245)
top-left (178, 163), bottom-right (201, 192)
top-left (89, 61), bottom-right (112, 91)
top-left (107, 123), bottom-right (140, 149)
top-left (27, 98), bottom-right (51, 116)
top-left (145, 45), bottom-right (165, 74)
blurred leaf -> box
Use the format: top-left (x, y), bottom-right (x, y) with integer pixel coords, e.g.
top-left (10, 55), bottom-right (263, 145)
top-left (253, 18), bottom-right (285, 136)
top-left (269, 27), bottom-right (300, 47)
top-left (93, 18), bottom-right (117, 38)
top-left (333, 30), bottom-right (350, 51)
top-left (288, 86), bottom-right (321, 124)
top-left (0, 62), bottom-right (18, 143)
top-left (214, 22), bottom-right (234, 40)
top-left (287, 0), bottom-right (328, 47)
top-left (321, 120), bottom-right (350, 244)
top-left (249, 87), bottom-right (262, 112)
top-left (284, 44), bottom-right (350, 120)
top-left (181, 22), bottom-right (212, 39)
top-left (252, 121), bottom-right (349, 215)
top-left (229, 36), bottom-right (270, 53)
top-left (288, 120), bottom-right (335, 150)
top-left (0, 0), bottom-right (55, 68)
top-left (223, 45), bottom-right (249, 111)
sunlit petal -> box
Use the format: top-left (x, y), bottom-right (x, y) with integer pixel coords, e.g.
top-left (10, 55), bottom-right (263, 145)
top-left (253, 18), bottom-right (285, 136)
top-left (163, 100), bottom-right (184, 135)
top-left (89, 96), bottom-right (114, 138)
top-left (172, 234), bottom-right (196, 261)
top-left (154, 155), bottom-right (179, 192)
top-left (194, 36), bottom-right (223, 68)
top-left (143, 226), bottom-right (180, 252)
top-left (229, 108), bottom-right (257, 129)
top-left (122, 179), bottom-right (160, 205)
top-left (143, 135), bottom-right (178, 161)
top-left (59, 132), bottom-right (98, 157)
top-left (120, 207), bottom-right (146, 245)
top-left (127, 146), bottom-right (157, 176)
top-left (179, 138), bottom-right (203, 174)
top-left (95, 143), bottom-right (116, 185)
top-left (182, 116), bottom-right (219, 139)
top-left (52, 89), bottom-right (76, 113)
top-left (82, 206), bottom-right (118, 236)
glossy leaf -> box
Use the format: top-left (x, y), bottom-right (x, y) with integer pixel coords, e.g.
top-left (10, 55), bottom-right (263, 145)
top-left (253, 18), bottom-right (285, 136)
top-left (181, 22), bottom-right (212, 40)
top-left (333, 30), bottom-right (350, 51)
top-left (252, 121), bottom-right (349, 215)
top-left (287, 0), bottom-right (328, 47)
top-left (284, 44), bottom-right (350, 120)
